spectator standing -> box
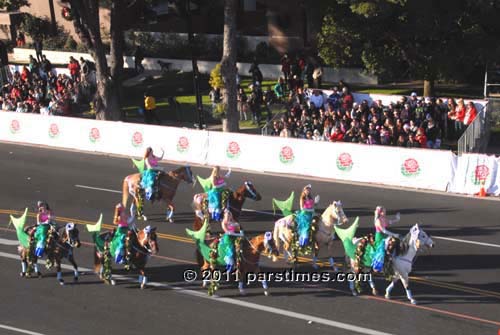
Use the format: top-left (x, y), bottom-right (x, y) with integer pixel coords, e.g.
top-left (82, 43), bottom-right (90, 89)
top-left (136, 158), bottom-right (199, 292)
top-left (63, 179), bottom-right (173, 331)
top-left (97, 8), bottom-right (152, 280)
top-left (249, 59), bottom-right (263, 86)
top-left (16, 32), bottom-right (25, 47)
top-left (312, 64), bottom-right (323, 88)
top-left (134, 46), bottom-right (145, 73)
top-left (237, 87), bottom-right (248, 121)
top-left (68, 57), bottom-right (80, 82)
top-left (273, 77), bottom-right (286, 101)
top-left (463, 101), bottom-right (478, 126)
top-left (309, 89), bottom-right (324, 110)
top-left (280, 54), bottom-right (291, 84)
top-left (34, 37), bottom-right (43, 63)
top-left (144, 91), bottom-right (160, 125)
top-left (209, 86), bottom-right (221, 117)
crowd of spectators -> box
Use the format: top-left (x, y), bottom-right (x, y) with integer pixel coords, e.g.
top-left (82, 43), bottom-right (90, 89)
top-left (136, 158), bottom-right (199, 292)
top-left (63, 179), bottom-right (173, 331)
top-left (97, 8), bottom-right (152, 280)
top-left (1, 54), bottom-right (96, 116)
top-left (265, 82), bottom-right (478, 149)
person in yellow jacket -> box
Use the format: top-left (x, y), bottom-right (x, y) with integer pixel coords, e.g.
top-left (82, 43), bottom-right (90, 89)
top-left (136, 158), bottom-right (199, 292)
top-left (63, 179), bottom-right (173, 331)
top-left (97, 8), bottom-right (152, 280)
top-left (144, 91), bottom-right (161, 124)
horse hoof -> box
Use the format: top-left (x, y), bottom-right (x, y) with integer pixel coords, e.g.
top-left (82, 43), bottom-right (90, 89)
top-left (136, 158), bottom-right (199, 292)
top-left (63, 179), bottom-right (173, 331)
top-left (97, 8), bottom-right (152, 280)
top-left (264, 290), bottom-right (269, 296)
top-left (142, 216), bottom-right (148, 221)
top-left (372, 288), bottom-right (378, 296)
top-left (333, 267), bottom-right (340, 273)
top-left (140, 284), bottom-right (146, 290)
top-left (410, 299), bottom-right (417, 305)
top-left (59, 280), bottom-right (65, 286)
top-left (312, 264), bottom-right (319, 270)
top-left (351, 290), bottom-right (358, 297)
top-left (384, 294), bottom-right (390, 300)
top-left (239, 289), bottom-right (246, 296)
top-left (37, 272), bottom-right (43, 278)
top-left (20, 272), bottom-right (26, 278)
top-left (111, 280), bottom-right (116, 286)
top-left (168, 218), bottom-right (174, 223)
top-left (74, 277), bottom-right (79, 282)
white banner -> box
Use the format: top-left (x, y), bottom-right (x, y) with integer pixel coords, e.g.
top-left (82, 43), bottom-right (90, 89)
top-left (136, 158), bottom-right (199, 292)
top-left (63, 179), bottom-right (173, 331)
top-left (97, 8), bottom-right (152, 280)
top-left (449, 154), bottom-right (500, 195)
top-left (1, 111), bottom-right (498, 195)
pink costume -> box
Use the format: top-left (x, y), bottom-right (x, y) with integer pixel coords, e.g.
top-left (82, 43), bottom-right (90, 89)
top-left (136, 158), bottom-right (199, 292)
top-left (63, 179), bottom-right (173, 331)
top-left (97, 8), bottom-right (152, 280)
top-left (375, 217), bottom-right (389, 233)
top-left (147, 156), bottom-right (159, 168)
top-left (303, 198), bottom-right (314, 212)
top-left (116, 217), bottom-right (128, 228)
top-left (214, 177), bottom-right (226, 188)
top-left (38, 212), bottom-right (51, 224)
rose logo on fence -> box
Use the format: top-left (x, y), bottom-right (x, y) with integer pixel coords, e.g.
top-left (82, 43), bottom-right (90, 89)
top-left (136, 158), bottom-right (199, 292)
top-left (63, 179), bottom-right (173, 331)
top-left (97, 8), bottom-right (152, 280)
top-left (401, 158), bottom-right (421, 177)
top-left (131, 131), bottom-right (143, 147)
top-left (471, 164), bottom-right (490, 185)
top-left (89, 127), bottom-right (100, 143)
top-left (279, 146), bottom-right (295, 164)
top-left (49, 123), bottom-right (59, 138)
top-left (336, 153), bottom-right (353, 172)
top-left (177, 136), bottom-right (190, 153)
top-left (226, 141), bottom-right (241, 159)
top-left (10, 119), bottom-right (20, 134)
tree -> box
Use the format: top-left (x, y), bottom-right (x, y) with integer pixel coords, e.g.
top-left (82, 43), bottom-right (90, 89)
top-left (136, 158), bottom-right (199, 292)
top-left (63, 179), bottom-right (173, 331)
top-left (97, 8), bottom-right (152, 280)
top-left (68, 0), bottom-right (120, 120)
top-left (220, 0), bottom-right (238, 132)
top-left (0, 0), bottom-right (29, 11)
top-left (318, 0), bottom-right (500, 97)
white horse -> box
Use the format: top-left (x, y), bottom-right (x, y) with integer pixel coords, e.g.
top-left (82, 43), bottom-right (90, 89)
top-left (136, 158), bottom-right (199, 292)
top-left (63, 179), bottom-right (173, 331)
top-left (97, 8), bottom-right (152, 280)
top-left (273, 201), bottom-right (348, 270)
top-left (384, 224), bottom-right (434, 304)
top-left (346, 224), bottom-right (434, 304)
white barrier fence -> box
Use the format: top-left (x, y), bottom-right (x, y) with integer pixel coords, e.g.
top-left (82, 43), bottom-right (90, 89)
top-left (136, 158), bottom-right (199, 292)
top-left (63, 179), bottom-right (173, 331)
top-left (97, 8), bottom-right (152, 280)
top-left (0, 111), bottom-right (498, 196)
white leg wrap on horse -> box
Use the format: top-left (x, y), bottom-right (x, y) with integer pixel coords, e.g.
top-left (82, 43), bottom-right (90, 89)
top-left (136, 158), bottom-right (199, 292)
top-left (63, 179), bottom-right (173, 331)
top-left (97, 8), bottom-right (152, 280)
top-left (312, 256), bottom-right (318, 266)
top-left (167, 209), bottom-right (174, 219)
top-left (329, 258), bottom-right (335, 268)
top-left (279, 232), bottom-right (287, 244)
top-left (406, 289), bottom-right (413, 300)
top-left (369, 279), bottom-right (375, 289)
top-left (74, 270), bottom-right (79, 278)
top-left (262, 280), bottom-right (268, 290)
top-left (238, 281), bottom-right (244, 290)
top-left (57, 272), bottom-right (62, 281)
top-left (34, 264), bottom-right (39, 273)
top-left (349, 281), bottom-right (354, 291)
top-left (142, 276), bottom-right (147, 285)
top-left (385, 281), bottom-right (395, 295)
top-left (21, 262), bottom-right (27, 273)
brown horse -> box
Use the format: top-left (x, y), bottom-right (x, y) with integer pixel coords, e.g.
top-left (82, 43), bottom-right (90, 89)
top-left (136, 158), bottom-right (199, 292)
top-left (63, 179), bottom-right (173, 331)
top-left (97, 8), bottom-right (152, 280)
top-left (187, 221), bottom-right (279, 296)
top-left (192, 181), bottom-right (262, 230)
top-left (122, 165), bottom-right (194, 222)
top-left (19, 224), bottom-right (81, 285)
top-left (93, 226), bottom-right (159, 289)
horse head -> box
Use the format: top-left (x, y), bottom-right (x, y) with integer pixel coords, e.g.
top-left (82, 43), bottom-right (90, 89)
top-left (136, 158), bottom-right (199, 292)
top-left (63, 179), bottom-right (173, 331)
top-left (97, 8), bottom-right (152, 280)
top-left (262, 231), bottom-right (280, 262)
top-left (64, 222), bottom-right (81, 248)
top-left (140, 226), bottom-right (159, 255)
top-left (329, 201), bottom-right (348, 225)
top-left (410, 224), bottom-right (434, 251)
top-left (242, 181), bottom-right (262, 201)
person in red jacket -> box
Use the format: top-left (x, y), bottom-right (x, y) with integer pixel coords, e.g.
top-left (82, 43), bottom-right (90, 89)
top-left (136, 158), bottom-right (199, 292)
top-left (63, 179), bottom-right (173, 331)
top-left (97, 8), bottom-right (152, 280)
top-left (463, 101), bottom-right (478, 126)
top-left (415, 128), bottom-right (427, 148)
top-left (21, 66), bottom-right (30, 82)
top-left (454, 98), bottom-right (466, 135)
top-left (68, 57), bottom-right (80, 82)
top-left (329, 126), bottom-right (345, 142)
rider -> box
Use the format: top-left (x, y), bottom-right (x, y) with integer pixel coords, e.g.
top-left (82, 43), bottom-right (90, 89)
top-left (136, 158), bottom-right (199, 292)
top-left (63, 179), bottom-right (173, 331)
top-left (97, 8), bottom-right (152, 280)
top-left (372, 206), bottom-right (400, 272)
top-left (219, 209), bottom-right (243, 272)
top-left (141, 147), bottom-right (164, 201)
top-left (32, 201), bottom-right (56, 258)
top-left (110, 203), bottom-right (134, 267)
top-left (207, 166), bottom-right (231, 221)
top-left (295, 185), bottom-right (318, 247)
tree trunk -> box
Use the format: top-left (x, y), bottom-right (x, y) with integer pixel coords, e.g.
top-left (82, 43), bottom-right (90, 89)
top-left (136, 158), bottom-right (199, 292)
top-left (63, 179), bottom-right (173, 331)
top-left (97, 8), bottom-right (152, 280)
top-left (70, 0), bottom-right (121, 121)
top-left (220, 0), bottom-right (239, 133)
top-left (110, 0), bottom-right (125, 120)
top-left (423, 79), bottom-right (435, 98)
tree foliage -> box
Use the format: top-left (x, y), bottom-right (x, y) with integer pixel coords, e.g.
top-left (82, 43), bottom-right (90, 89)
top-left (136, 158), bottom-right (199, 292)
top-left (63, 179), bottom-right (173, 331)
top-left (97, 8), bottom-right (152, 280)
top-left (318, 0), bottom-right (500, 87)
top-left (0, 0), bottom-right (29, 11)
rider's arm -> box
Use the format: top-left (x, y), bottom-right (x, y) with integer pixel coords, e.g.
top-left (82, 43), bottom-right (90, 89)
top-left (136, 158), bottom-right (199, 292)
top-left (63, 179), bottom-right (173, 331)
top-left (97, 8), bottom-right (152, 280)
top-left (388, 212), bottom-right (401, 225)
top-left (157, 149), bottom-right (164, 160)
top-left (224, 168), bottom-right (231, 178)
top-left (376, 220), bottom-right (398, 237)
top-left (299, 195), bottom-right (305, 210)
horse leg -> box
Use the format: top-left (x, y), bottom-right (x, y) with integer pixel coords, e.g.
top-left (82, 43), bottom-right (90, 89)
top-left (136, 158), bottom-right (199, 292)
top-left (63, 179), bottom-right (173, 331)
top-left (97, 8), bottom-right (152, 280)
top-left (384, 277), bottom-right (398, 300)
top-left (166, 202), bottom-right (175, 223)
top-left (238, 280), bottom-right (246, 296)
top-left (201, 261), bottom-right (210, 288)
top-left (69, 254), bottom-right (79, 281)
top-left (312, 245), bottom-right (319, 270)
top-left (368, 276), bottom-right (377, 296)
top-left (400, 275), bottom-right (416, 305)
top-left (56, 258), bottom-right (64, 286)
top-left (139, 268), bottom-right (147, 289)
top-left (327, 239), bottom-right (339, 272)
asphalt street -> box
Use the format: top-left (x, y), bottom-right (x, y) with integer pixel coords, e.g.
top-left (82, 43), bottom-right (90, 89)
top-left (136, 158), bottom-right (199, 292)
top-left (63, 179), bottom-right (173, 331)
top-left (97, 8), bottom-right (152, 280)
top-left (0, 142), bottom-right (499, 335)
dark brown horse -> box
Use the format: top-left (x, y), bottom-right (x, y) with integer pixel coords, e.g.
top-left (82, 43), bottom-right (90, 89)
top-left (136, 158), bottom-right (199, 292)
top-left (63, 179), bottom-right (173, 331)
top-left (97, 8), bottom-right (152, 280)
top-left (93, 226), bottom-right (159, 289)
top-left (122, 165), bottom-right (194, 222)
top-left (192, 181), bottom-right (262, 231)
top-left (19, 224), bottom-right (80, 285)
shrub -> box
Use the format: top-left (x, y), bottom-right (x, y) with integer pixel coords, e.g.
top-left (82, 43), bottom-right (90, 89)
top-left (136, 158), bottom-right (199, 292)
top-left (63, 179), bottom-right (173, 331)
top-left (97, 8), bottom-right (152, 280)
top-left (209, 63), bottom-right (224, 89)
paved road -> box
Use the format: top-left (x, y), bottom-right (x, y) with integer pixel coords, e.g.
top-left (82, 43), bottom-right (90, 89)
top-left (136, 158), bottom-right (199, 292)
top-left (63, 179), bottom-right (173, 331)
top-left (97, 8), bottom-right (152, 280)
top-left (0, 142), bottom-right (499, 335)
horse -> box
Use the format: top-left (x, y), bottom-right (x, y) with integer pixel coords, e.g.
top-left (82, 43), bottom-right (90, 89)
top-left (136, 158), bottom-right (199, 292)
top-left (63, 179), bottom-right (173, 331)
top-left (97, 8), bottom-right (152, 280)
top-left (186, 220), bottom-right (279, 296)
top-left (122, 165), bottom-right (194, 222)
top-left (272, 201), bottom-right (348, 270)
top-left (18, 225), bottom-right (57, 279)
top-left (192, 181), bottom-right (262, 230)
top-left (336, 220), bottom-right (434, 304)
top-left (93, 226), bottom-right (159, 289)
top-left (18, 223), bottom-right (81, 285)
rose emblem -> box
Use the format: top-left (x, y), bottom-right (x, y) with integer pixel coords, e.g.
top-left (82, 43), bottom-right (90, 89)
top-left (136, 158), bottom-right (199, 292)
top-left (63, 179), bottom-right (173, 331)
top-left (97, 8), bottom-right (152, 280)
top-left (89, 127), bottom-right (100, 143)
top-left (401, 158), bottom-right (420, 177)
top-left (336, 153), bottom-right (353, 172)
top-left (177, 136), bottom-right (189, 153)
top-left (131, 131), bottom-right (143, 147)
top-left (279, 146), bottom-right (294, 164)
top-left (226, 141), bottom-right (241, 159)
top-left (10, 120), bottom-right (20, 134)
top-left (49, 123), bottom-right (59, 138)
top-left (472, 164), bottom-right (489, 185)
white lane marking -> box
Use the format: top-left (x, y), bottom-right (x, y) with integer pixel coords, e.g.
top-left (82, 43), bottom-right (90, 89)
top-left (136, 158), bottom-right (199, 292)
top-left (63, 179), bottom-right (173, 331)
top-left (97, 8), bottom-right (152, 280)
top-left (0, 324), bottom-right (47, 335)
top-left (0, 238), bottom-right (20, 246)
top-left (75, 185), bottom-right (121, 194)
top-left (73, 184), bottom-right (500, 249)
top-left (0, 251), bottom-right (393, 335)
top-left (432, 236), bottom-right (500, 248)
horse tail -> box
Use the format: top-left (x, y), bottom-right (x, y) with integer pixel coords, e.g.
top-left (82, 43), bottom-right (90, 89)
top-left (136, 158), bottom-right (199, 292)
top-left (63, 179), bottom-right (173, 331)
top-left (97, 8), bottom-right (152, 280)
top-left (273, 220), bottom-right (281, 251)
top-left (122, 176), bottom-right (129, 207)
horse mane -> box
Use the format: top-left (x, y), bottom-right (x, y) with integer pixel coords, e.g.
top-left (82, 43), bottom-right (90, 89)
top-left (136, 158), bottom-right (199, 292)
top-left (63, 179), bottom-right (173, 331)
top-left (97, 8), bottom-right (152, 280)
top-left (396, 232), bottom-right (412, 256)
